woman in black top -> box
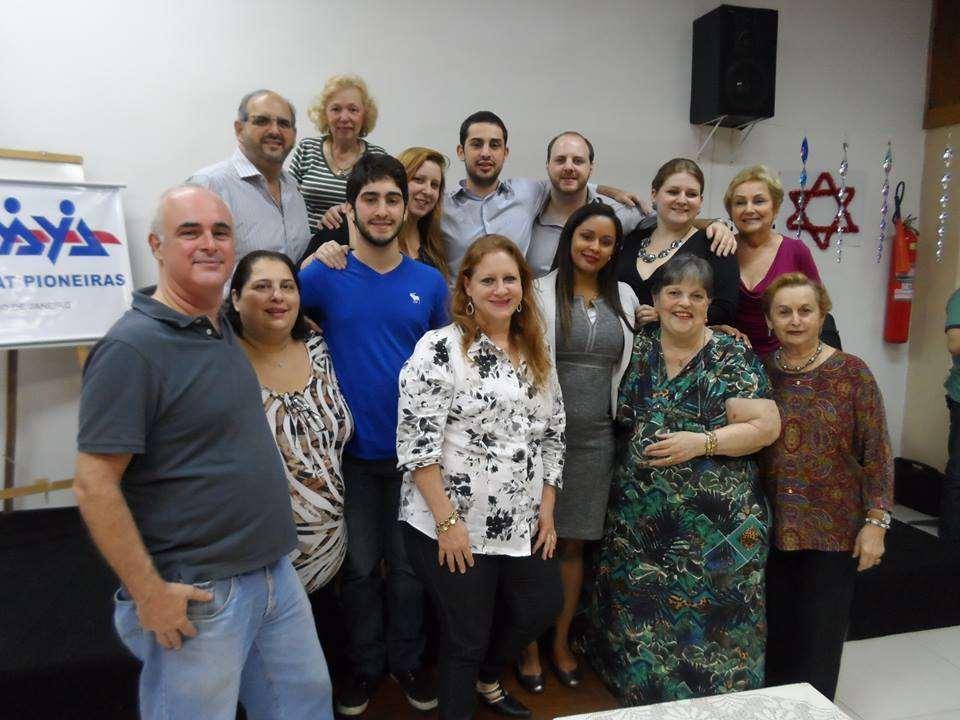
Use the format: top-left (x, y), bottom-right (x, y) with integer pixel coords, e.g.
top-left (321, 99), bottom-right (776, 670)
top-left (618, 158), bottom-right (740, 328)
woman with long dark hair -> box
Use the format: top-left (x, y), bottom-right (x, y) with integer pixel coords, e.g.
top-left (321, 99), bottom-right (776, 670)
top-left (226, 250), bottom-right (353, 593)
top-left (516, 203), bottom-right (638, 692)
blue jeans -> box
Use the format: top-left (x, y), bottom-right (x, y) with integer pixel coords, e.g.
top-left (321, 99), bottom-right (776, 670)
top-left (944, 396), bottom-right (960, 545)
top-left (113, 557), bottom-right (333, 720)
top-left (341, 455), bottom-right (425, 677)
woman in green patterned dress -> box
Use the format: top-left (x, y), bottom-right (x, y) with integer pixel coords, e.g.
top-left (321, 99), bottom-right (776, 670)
top-left (585, 253), bottom-right (781, 705)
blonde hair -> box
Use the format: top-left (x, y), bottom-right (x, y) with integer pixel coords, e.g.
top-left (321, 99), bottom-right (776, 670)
top-left (724, 164), bottom-right (784, 216)
top-left (396, 147), bottom-right (451, 280)
top-left (761, 272), bottom-right (833, 317)
top-left (451, 236), bottom-right (551, 390)
top-left (307, 74), bottom-right (379, 137)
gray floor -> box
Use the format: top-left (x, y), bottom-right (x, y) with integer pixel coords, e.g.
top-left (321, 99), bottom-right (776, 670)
top-left (834, 505), bottom-right (959, 720)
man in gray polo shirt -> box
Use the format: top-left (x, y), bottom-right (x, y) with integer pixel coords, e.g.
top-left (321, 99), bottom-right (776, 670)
top-left (74, 185), bottom-right (332, 720)
top-left (189, 89), bottom-right (311, 264)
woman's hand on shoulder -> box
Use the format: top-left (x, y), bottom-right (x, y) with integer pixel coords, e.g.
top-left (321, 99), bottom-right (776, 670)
top-left (706, 221), bottom-right (737, 256)
top-left (711, 324), bottom-right (752, 347)
top-left (301, 240), bottom-right (350, 270)
top-left (437, 522), bottom-right (474, 574)
top-left (853, 523), bottom-right (885, 571)
top-left (634, 304), bottom-right (658, 326)
top-left (319, 202), bottom-right (349, 230)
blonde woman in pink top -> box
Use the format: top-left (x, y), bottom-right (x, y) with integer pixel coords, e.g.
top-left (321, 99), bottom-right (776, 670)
top-left (725, 166), bottom-right (824, 355)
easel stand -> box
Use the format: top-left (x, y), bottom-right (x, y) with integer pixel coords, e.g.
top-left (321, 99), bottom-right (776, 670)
top-left (0, 147), bottom-right (85, 512)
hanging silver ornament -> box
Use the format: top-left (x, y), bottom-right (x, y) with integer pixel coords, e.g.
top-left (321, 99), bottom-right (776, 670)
top-left (835, 142), bottom-right (849, 263)
top-left (876, 142), bottom-right (893, 263)
top-left (938, 142), bottom-right (954, 263)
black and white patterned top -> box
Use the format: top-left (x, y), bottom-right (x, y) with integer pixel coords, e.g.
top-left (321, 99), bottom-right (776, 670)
top-left (396, 323), bottom-right (566, 556)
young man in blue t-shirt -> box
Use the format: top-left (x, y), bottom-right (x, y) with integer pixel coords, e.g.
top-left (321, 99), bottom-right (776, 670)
top-left (299, 154), bottom-right (447, 716)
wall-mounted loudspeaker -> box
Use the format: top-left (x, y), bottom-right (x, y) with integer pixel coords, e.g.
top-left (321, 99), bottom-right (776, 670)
top-left (690, 4), bottom-right (778, 128)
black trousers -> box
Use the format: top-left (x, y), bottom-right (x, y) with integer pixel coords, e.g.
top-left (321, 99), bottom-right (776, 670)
top-left (765, 547), bottom-right (857, 700)
top-left (404, 523), bottom-right (562, 720)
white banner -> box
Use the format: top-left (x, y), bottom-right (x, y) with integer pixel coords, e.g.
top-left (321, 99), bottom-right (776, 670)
top-left (0, 178), bottom-right (133, 349)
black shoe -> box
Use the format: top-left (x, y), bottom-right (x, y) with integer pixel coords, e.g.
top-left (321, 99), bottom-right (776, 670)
top-left (335, 675), bottom-right (377, 717)
top-left (391, 668), bottom-right (439, 712)
top-left (513, 662), bottom-right (545, 694)
top-left (548, 654), bottom-right (582, 689)
top-left (476, 682), bottom-right (532, 718)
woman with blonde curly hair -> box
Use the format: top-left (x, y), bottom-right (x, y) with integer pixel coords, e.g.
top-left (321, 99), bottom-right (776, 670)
top-left (291, 74), bottom-right (387, 229)
top-left (397, 235), bottom-right (565, 719)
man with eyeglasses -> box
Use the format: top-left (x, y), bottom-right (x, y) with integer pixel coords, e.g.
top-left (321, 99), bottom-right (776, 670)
top-left (189, 89), bottom-right (311, 263)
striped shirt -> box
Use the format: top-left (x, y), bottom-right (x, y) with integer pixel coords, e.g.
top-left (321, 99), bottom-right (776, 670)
top-left (290, 136), bottom-right (387, 229)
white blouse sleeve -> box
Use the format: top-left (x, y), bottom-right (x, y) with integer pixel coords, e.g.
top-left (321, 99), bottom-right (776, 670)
top-left (396, 331), bottom-right (456, 472)
top-left (540, 368), bottom-right (566, 489)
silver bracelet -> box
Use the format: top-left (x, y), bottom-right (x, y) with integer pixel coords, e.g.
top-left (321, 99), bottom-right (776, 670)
top-left (864, 517), bottom-right (890, 530)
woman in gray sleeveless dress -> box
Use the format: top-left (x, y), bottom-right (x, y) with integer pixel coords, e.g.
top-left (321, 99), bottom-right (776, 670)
top-left (519, 203), bottom-right (639, 691)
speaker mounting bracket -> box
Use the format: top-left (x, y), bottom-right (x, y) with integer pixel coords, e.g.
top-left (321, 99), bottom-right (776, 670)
top-left (736, 119), bottom-right (761, 146)
top-left (695, 116), bottom-right (727, 159)
top-left (694, 116), bottom-right (764, 159)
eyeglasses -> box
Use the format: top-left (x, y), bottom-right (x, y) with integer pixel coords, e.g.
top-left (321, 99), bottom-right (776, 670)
top-left (246, 114), bottom-right (294, 130)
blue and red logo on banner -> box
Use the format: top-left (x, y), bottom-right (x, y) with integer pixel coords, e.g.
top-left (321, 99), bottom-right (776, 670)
top-left (0, 180), bottom-right (133, 347)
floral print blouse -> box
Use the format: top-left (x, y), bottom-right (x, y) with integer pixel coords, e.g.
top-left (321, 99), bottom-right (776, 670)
top-left (396, 323), bottom-right (566, 556)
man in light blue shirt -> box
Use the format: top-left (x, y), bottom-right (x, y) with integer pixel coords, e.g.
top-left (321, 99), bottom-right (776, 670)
top-left (442, 111), bottom-right (647, 277)
top-left (189, 89), bottom-right (311, 263)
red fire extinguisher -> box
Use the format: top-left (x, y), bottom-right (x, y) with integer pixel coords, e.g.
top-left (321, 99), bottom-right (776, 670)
top-left (883, 182), bottom-right (918, 343)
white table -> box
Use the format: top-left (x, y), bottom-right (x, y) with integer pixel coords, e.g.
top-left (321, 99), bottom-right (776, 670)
top-left (556, 683), bottom-right (851, 719)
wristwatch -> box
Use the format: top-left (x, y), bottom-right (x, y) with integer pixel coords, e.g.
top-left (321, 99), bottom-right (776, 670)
top-left (864, 508), bottom-right (892, 529)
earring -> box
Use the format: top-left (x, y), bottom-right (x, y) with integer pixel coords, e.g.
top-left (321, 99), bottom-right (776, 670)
top-left (515, 302), bottom-right (522, 314)
top-left (466, 300), bottom-right (475, 316)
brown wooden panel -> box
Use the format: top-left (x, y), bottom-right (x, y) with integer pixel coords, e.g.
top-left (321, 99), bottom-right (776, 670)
top-left (0, 148), bottom-right (83, 165)
top-left (926, 0), bottom-right (960, 129)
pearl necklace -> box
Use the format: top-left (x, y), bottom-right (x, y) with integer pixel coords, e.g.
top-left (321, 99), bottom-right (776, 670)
top-left (775, 341), bottom-right (823, 373)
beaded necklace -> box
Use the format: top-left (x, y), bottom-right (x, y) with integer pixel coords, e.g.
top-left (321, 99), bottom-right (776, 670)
top-left (775, 341), bottom-right (823, 373)
top-left (638, 232), bottom-right (684, 263)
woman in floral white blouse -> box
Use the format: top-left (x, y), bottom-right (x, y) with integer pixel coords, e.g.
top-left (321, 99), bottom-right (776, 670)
top-left (397, 234), bottom-right (566, 720)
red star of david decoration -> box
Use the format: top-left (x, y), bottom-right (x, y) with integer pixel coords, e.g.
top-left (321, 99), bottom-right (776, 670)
top-left (786, 171), bottom-right (859, 251)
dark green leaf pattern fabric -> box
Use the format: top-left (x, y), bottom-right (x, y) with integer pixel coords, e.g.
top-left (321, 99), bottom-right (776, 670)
top-left (585, 328), bottom-right (771, 705)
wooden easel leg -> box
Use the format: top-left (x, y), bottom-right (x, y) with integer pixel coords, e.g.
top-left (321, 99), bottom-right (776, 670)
top-left (4, 349), bottom-right (18, 513)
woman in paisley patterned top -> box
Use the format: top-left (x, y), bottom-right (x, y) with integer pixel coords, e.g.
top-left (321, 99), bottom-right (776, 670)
top-left (226, 250), bottom-right (353, 595)
top-left (760, 272), bottom-right (893, 700)
top-left (585, 253), bottom-right (780, 706)
top-left (397, 235), bottom-right (565, 720)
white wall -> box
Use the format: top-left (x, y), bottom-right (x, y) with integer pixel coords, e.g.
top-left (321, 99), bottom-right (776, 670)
top-left (0, 0), bottom-right (932, 508)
